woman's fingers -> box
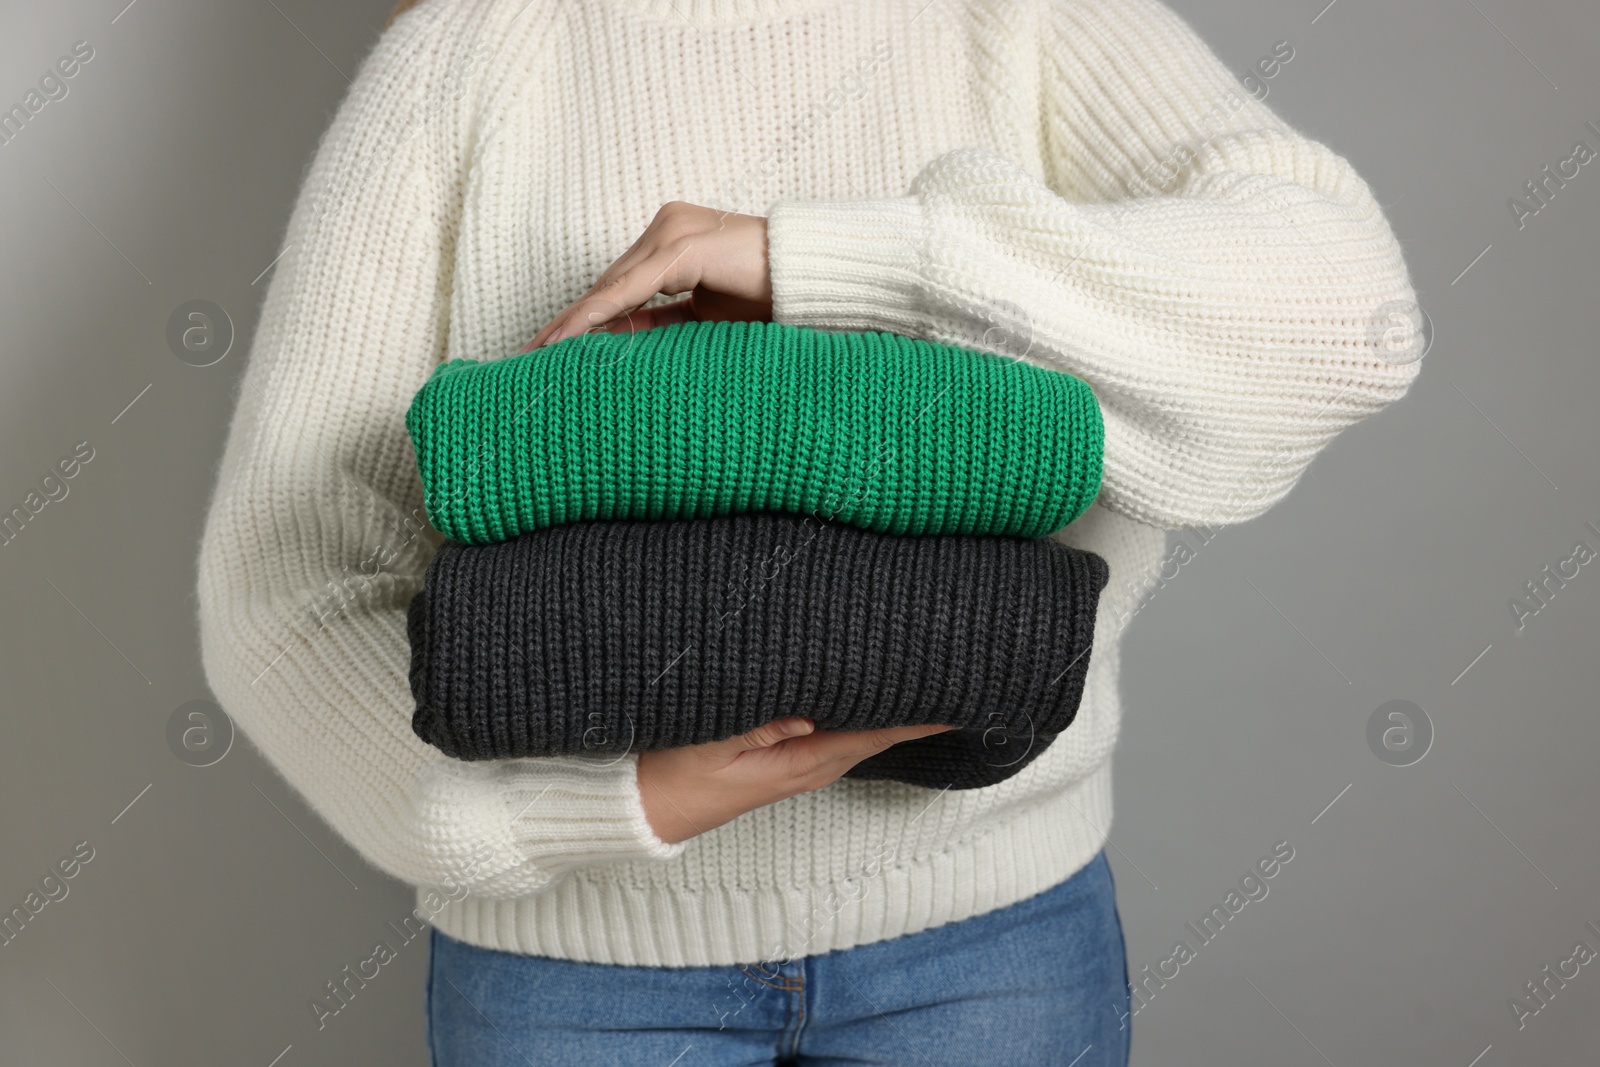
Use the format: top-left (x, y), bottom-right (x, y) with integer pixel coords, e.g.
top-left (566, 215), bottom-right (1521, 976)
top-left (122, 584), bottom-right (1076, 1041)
top-left (798, 723), bottom-right (959, 768)
top-left (529, 206), bottom-right (701, 348)
top-left (637, 720), bottom-right (960, 844)
top-left (745, 722), bottom-right (960, 794)
top-left (607, 301), bottom-right (695, 333)
top-left (520, 286), bottom-right (727, 354)
top-left (724, 721), bottom-right (957, 776)
top-left (585, 201), bottom-right (692, 293)
top-left (540, 244), bottom-right (701, 346)
top-left (527, 203), bottom-right (771, 350)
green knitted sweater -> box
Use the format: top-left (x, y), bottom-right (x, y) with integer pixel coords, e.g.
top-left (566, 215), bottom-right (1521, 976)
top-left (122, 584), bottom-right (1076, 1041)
top-left (406, 320), bottom-right (1102, 543)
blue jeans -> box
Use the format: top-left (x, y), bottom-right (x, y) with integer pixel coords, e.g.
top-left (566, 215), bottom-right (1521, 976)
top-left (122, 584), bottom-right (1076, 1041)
top-left (425, 849), bottom-right (1131, 1066)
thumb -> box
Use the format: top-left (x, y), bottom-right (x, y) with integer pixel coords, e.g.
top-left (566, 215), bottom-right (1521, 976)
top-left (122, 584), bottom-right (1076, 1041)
top-left (725, 717), bottom-right (815, 752)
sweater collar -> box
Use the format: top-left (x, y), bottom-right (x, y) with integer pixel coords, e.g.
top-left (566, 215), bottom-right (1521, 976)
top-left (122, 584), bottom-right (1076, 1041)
top-left (605, 0), bottom-right (844, 25)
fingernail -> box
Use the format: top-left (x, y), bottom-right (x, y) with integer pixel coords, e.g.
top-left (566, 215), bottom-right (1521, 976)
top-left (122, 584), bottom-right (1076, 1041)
top-left (777, 718), bottom-right (813, 736)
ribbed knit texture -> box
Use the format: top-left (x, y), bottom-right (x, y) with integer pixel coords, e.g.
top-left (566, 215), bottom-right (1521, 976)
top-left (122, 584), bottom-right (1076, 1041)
top-left (406, 515), bottom-right (1109, 788)
top-left (195, 0), bottom-right (1420, 966)
top-left (406, 319), bottom-right (1103, 543)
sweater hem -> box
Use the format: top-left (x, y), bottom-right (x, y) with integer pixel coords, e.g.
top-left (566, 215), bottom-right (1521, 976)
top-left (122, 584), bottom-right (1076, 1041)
top-left (425, 759), bottom-right (1114, 967)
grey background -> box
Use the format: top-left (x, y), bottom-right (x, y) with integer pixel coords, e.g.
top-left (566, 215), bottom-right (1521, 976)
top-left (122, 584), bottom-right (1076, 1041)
top-left (0, 0), bottom-right (1595, 1063)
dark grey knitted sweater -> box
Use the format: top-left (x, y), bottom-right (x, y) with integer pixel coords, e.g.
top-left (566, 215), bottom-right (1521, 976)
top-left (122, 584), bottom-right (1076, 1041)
top-left (406, 513), bottom-right (1109, 790)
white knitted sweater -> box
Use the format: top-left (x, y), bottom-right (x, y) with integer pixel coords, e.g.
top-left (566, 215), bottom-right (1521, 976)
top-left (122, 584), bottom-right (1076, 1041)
top-left (196, 0), bottom-right (1419, 966)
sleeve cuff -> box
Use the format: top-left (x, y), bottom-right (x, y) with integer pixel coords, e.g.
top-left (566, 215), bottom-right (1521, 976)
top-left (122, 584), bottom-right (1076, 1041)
top-left (416, 753), bottom-right (688, 900)
top-left (501, 754), bottom-right (689, 866)
top-left (766, 195), bottom-right (927, 333)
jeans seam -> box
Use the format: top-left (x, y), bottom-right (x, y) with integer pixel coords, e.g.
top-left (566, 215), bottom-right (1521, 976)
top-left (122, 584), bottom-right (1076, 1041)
top-left (1103, 851), bottom-right (1132, 1066)
top-left (424, 927), bottom-right (439, 1067)
top-left (739, 965), bottom-right (792, 992)
top-left (783, 961), bottom-right (807, 1056)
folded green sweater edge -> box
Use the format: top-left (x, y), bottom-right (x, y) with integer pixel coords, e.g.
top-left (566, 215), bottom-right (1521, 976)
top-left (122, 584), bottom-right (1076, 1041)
top-left (406, 320), bottom-right (1103, 543)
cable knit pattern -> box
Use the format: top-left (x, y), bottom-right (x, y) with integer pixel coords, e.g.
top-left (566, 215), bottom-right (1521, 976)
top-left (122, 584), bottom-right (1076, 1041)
top-left (194, 0), bottom-right (1420, 966)
top-left (406, 320), bottom-right (1102, 543)
top-left (406, 514), bottom-right (1109, 787)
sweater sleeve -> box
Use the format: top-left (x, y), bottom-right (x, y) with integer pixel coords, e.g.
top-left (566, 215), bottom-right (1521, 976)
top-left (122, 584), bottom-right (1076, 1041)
top-left (195, 6), bottom-right (686, 901)
top-left (765, 0), bottom-right (1422, 529)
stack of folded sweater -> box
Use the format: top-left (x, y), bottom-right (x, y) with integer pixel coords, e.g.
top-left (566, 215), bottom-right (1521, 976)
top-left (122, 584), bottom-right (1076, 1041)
top-left (402, 319), bottom-right (1110, 789)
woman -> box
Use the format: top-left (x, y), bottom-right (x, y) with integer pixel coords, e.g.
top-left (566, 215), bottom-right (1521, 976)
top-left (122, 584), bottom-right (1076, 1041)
top-left (196, 0), bottom-right (1420, 1062)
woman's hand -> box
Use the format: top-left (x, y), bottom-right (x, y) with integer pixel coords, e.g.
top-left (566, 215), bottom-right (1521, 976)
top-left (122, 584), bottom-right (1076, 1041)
top-left (636, 718), bottom-right (958, 845)
top-left (525, 202), bottom-right (771, 350)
